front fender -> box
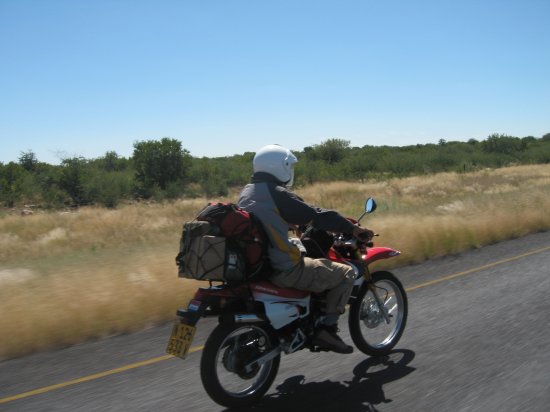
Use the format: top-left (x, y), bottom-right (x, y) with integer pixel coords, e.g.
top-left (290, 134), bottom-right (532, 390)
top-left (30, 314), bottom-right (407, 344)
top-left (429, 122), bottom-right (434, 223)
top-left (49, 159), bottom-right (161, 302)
top-left (363, 247), bottom-right (401, 265)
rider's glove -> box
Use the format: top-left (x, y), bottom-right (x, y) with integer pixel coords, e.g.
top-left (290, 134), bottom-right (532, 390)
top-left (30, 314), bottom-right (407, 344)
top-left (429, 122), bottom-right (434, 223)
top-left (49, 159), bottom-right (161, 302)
top-left (352, 226), bottom-right (374, 241)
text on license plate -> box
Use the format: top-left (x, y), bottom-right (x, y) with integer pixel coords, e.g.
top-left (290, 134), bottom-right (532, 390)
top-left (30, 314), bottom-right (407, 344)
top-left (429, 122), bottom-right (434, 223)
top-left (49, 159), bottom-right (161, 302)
top-left (166, 322), bottom-right (196, 359)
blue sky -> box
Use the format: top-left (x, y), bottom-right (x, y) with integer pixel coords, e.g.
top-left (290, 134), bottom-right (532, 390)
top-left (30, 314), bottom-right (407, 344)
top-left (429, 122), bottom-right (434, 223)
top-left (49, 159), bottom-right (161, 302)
top-left (1, 0), bottom-right (549, 164)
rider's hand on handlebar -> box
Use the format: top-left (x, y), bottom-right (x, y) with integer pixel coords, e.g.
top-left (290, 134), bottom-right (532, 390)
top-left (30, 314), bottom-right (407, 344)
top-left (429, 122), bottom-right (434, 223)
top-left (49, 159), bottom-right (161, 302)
top-left (352, 226), bottom-right (374, 241)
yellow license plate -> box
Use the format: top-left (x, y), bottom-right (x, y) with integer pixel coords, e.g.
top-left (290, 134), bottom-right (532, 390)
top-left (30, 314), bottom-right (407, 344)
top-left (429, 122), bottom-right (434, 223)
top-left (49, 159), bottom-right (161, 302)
top-left (166, 322), bottom-right (196, 359)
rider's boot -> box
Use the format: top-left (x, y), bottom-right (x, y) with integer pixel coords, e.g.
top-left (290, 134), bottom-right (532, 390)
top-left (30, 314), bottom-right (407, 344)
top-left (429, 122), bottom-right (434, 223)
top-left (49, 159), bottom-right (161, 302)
top-left (312, 324), bottom-right (354, 354)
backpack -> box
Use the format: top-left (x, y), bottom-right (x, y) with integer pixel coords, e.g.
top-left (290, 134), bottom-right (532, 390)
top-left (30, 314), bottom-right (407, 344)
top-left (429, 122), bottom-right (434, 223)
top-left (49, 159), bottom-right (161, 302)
top-left (176, 202), bottom-right (270, 282)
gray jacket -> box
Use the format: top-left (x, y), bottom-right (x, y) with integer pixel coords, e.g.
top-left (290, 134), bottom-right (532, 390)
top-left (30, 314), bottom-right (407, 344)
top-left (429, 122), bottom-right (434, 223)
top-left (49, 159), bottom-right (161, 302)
top-left (237, 172), bottom-right (356, 272)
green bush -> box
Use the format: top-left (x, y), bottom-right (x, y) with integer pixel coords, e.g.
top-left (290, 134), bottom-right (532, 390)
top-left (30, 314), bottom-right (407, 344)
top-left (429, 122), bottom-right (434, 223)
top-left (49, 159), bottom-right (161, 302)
top-left (1, 134), bottom-right (549, 209)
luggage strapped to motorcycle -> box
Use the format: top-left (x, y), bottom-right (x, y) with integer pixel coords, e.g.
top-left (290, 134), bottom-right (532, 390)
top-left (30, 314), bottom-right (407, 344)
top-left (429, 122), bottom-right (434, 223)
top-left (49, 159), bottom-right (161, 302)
top-left (176, 202), bottom-right (271, 283)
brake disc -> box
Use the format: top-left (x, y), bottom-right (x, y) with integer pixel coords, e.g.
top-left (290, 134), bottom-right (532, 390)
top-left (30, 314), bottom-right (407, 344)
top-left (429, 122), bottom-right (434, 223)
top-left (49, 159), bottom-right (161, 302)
top-left (362, 298), bottom-right (384, 328)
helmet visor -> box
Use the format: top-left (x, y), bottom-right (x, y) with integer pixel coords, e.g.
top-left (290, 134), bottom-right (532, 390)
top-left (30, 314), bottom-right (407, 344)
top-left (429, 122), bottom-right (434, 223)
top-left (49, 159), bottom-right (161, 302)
top-left (286, 164), bottom-right (295, 187)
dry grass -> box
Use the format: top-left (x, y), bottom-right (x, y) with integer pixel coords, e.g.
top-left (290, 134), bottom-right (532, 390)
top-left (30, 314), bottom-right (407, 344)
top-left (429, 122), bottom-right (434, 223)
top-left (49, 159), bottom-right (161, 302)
top-left (0, 251), bottom-right (203, 358)
top-left (0, 198), bottom-right (209, 263)
top-left (298, 164), bottom-right (550, 264)
top-left (1, 164), bottom-right (549, 359)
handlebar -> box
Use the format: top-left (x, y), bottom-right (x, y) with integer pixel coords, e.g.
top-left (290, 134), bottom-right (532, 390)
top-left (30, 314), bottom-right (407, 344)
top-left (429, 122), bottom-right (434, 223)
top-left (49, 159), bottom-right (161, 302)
top-left (357, 232), bottom-right (379, 241)
top-left (337, 232), bottom-right (379, 249)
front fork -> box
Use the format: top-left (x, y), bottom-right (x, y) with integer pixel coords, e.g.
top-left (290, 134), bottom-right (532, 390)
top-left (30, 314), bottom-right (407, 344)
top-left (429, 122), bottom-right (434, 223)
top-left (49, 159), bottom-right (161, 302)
top-left (367, 282), bottom-right (391, 324)
top-left (352, 262), bottom-right (391, 325)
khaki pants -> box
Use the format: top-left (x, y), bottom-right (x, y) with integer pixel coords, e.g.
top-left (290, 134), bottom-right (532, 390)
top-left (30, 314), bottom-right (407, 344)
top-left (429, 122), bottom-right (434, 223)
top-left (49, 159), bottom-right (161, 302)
top-left (271, 258), bottom-right (355, 316)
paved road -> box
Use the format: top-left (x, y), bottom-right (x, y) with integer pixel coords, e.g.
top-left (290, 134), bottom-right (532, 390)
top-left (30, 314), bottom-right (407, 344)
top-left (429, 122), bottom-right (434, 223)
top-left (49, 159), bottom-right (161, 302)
top-left (1, 231), bottom-right (550, 411)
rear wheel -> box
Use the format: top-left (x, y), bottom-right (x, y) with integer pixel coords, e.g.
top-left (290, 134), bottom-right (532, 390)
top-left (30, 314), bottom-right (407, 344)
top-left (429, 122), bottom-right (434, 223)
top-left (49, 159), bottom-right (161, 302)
top-left (200, 322), bottom-right (280, 408)
top-left (348, 271), bottom-right (408, 356)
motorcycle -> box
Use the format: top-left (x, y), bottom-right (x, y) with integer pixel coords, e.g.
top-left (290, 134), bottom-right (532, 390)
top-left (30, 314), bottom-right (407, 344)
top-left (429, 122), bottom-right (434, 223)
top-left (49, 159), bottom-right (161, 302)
top-left (166, 198), bottom-right (408, 408)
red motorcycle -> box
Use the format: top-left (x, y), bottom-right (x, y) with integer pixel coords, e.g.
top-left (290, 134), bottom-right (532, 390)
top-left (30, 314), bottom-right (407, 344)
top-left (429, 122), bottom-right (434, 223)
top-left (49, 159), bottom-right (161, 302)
top-left (166, 198), bottom-right (408, 408)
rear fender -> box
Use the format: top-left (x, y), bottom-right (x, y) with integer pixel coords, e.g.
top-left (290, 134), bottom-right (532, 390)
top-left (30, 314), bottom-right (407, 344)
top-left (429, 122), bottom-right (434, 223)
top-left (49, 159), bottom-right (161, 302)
top-left (176, 285), bottom-right (250, 325)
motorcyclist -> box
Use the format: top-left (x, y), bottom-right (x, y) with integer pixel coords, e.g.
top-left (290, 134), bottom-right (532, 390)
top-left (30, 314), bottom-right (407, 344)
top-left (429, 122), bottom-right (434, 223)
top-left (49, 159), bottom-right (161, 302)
top-left (238, 144), bottom-right (374, 353)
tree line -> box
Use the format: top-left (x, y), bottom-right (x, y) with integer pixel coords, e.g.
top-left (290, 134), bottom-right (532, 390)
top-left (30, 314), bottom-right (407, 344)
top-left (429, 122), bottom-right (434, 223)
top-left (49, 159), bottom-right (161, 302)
top-left (1, 133), bottom-right (549, 209)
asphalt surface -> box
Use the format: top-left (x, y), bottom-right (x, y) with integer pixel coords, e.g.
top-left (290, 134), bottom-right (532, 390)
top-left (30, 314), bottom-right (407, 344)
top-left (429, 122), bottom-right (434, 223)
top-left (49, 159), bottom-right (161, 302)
top-left (1, 231), bottom-right (549, 412)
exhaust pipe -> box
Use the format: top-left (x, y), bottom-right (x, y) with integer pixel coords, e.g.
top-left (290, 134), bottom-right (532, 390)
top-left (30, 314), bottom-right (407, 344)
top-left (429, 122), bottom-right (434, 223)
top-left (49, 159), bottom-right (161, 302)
top-left (234, 314), bottom-right (263, 323)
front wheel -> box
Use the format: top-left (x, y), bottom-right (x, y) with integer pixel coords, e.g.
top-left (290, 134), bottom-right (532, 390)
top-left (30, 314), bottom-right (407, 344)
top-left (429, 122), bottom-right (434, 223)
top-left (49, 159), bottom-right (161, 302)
top-left (200, 322), bottom-right (280, 408)
top-left (348, 271), bottom-right (408, 356)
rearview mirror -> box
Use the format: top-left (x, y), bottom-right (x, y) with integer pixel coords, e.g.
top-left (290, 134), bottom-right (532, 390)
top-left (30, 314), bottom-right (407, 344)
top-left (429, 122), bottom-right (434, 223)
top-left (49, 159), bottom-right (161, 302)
top-left (365, 198), bottom-right (377, 214)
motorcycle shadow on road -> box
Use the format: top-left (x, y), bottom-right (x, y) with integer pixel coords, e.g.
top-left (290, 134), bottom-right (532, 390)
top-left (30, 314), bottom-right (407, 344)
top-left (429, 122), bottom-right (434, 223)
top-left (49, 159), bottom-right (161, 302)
top-left (225, 349), bottom-right (416, 412)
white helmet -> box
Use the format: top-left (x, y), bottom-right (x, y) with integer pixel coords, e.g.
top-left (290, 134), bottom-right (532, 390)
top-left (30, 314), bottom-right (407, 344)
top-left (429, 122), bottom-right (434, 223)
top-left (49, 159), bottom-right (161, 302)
top-left (253, 144), bottom-right (298, 187)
